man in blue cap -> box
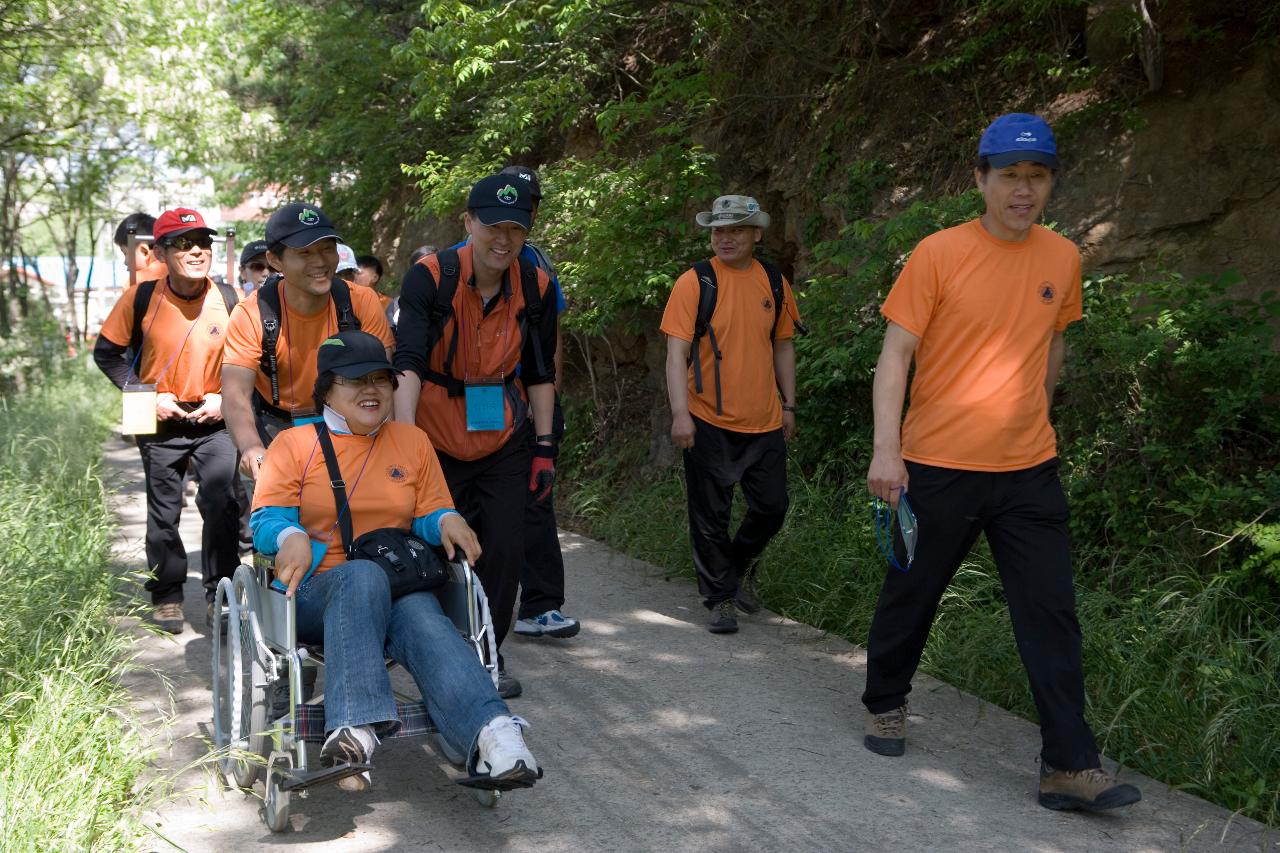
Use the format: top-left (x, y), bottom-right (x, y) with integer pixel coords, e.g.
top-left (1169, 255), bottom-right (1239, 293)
top-left (861, 113), bottom-right (1141, 813)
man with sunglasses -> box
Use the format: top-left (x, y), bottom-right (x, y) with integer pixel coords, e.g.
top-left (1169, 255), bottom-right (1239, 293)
top-left (238, 239), bottom-right (273, 295)
top-left (862, 114), bottom-right (1141, 813)
top-left (95, 208), bottom-right (242, 634)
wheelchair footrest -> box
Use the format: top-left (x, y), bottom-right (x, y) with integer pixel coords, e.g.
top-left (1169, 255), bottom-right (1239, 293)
top-left (279, 762), bottom-right (372, 793)
top-left (454, 770), bottom-right (541, 792)
top-left (294, 700), bottom-right (439, 744)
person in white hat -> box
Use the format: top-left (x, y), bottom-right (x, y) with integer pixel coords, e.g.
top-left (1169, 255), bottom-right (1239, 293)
top-left (659, 194), bottom-right (802, 634)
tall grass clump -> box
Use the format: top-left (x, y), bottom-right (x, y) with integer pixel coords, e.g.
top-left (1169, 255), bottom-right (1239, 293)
top-left (0, 361), bottom-right (152, 851)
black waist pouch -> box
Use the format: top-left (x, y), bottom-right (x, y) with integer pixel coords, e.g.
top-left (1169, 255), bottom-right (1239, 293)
top-left (349, 527), bottom-right (449, 599)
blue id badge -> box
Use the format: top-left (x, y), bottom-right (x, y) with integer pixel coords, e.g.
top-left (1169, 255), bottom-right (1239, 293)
top-left (269, 539), bottom-right (329, 594)
top-left (464, 380), bottom-right (505, 432)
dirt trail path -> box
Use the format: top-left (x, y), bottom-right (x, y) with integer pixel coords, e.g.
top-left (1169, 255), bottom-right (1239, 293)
top-left (107, 438), bottom-right (1275, 852)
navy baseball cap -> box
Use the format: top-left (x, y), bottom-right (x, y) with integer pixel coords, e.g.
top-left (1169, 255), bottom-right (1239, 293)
top-left (239, 239), bottom-right (269, 266)
top-left (316, 330), bottom-right (393, 379)
top-left (499, 164), bottom-right (542, 200)
top-left (266, 202), bottom-right (342, 249)
top-left (467, 174), bottom-right (533, 230)
top-left (978, 113), bottom-right (1058, 169)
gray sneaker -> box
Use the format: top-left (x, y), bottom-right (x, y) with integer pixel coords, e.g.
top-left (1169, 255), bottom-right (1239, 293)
top-left (864, 704), bottom-right (907, 756)
top-left (735, 575), bottom-right (761, 614)
top-left (497, 668), bottom-right (523, 699)
top-left (707, 599), bottom-right (738, 634)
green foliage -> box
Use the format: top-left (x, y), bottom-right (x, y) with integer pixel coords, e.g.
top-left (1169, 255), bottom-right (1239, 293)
top-left (0, 366), bottom-right (153, 851)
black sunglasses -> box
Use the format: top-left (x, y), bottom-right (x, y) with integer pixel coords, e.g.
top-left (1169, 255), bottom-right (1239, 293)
top-left (163, 234), bottom-right (214, 251)
top-left (245, 261), bottom-right (269, 272)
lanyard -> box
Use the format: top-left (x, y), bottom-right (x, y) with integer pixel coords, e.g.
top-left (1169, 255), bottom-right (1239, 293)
top-left (458, 276), bottom-right (514, 382)
top-left (128, 278), bottom-right (207, 389)
top-left (280, 285), bottom-right (337, 411)
top-left (300, 428), bottom-right (378, 540)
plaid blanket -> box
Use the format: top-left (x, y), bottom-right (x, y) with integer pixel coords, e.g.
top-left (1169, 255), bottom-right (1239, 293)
top-left (293, 700), bottom-right (438, 744)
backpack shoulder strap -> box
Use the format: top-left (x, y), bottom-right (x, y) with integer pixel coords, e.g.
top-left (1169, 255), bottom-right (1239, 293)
top-left (313, 422), bottom-right (354, 559)
top-left (330, 278), bottom-right (361, 331)
top-left (420, 250), bottom-right (465, 396)
top-left (525, 241), bottom-right (556, 278)
top-left (760, 260), bottom-right (784, 340)
top-left (128, 280), bottom-right (158, 357)
top-left (214, 279), bottom-right (239, 313)
top-left (687, 260), bottom-right (723, 416)
top-left (258, 276), bottom-right (283, 406)
top-left (518, 256), bottom-right (548, 379)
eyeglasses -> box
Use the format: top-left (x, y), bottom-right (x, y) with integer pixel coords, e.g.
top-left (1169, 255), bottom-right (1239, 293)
top-left (332, 373), bottom-right (393, 388)
top-left (246, 262), bottom-right (269, 272)
top-left (163, 234), bottom-right (214, 251)
top-left (873, 490), bottom-right (917, 573)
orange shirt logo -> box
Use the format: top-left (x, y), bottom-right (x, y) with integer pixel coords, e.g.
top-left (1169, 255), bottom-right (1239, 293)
top-left (386, 464), bottom-right (407, 482)
top-left (1039, 282), bottom-right (1056, 303)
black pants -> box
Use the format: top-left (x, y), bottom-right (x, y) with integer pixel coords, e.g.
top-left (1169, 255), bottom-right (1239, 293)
top-left (135, 421), bottom-right (241, 605)
top-left (438, 424), bottom-right (532, 652)
top-left (519, 398), bottom-right (565, 619)
top-left (861, 458), bottom-right (1100, 771)
top-left (682, 417), bottom-right (789, 608)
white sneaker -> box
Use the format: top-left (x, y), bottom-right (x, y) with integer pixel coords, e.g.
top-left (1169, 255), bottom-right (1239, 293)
top-left (475, 716), bottom-right (540, 782)
top-left (321, 725), bottom-right (378, 792)
top-left (513, 609), bottom-right (580, 638)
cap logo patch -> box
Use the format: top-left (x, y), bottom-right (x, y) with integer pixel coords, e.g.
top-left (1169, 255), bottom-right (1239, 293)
top-left (179, 214), bottom-right (197, 223)
top-left (1017, 131), bottom-right (1038, 144)
top-left (496, 184), bottom-right (519, 205)
top-left (719, 198), bottom-right (733, 209)
top-left (320, 337), bottom-right (345, 347)
top-left (298, 208), bottom-right (320, 225)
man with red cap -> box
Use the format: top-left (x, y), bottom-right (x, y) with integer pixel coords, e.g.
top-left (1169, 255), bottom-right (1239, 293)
top-left (95, 208), bottom-right (242, 634)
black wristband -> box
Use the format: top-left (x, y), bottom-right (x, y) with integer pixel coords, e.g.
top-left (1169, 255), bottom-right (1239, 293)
top-left (533, 443), bottom-right (558, 459)
top-left (781, 404), bottom-right (796, 413)
top-left (535, 433), bottom-right (557, 443)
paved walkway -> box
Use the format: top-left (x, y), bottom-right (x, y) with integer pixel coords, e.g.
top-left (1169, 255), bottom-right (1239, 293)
top-left (106, 436), bottom-right (1277, 852)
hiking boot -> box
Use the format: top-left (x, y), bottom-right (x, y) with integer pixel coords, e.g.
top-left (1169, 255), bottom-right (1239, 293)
top-left (152, 602), bottom-right (184, 634)
top-left (864, 704), bottom-right (907, 756)
top-left (1038, 762), bottom-right (1142, 812)
top-left (707, 599), bottom-right (738, 634)
top-left (514, 609), bottom-right (580, 638)
top-left (735, 575), bottom-right (761, 614)
top-left (321, 725), bottom-right (378, 792)
top-left (475, 715), bottom-right (541, 784)
top-left (497, 668), bottom-right (523, 699)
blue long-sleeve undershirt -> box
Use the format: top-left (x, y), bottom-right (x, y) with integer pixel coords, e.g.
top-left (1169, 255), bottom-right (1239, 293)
top-left (250, 505), bottom-right (459, 560)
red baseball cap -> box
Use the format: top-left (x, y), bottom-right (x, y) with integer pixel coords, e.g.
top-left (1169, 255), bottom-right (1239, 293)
top-left (153, 208), bottom-right (217, 242)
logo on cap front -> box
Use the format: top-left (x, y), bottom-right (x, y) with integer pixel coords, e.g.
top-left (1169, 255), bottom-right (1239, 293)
top-left (320, 337), bottom-right (344, 347)
top-left (1017, 131), bottom-right (1038, 144)
top-left (298, 208), bottom-right (320, 226)
top-left (179, 213), bottom-right (197, 223)
top-left (496, 184), bottom-right (519, 205)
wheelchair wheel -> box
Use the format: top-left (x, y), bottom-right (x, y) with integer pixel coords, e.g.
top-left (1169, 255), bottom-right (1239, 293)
top-left (211, 578), bottom-right (233, 777)
top-left (225, 567), bottom-right (270, 788)
top-left (263, 750), bottom-right (292, 832)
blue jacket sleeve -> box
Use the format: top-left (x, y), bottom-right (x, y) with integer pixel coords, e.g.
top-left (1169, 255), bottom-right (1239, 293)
top-left (411, 508), bottom-right (460, 546)
top-left (250, 506), bottom-right (304, 556)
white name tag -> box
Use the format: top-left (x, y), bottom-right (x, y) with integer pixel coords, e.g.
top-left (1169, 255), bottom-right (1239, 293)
top-left (122, 384), bottom-right (157, 435)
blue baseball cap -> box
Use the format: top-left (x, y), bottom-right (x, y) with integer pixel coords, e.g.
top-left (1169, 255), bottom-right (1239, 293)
top-left (978, 113), bottom-right (1058, 169)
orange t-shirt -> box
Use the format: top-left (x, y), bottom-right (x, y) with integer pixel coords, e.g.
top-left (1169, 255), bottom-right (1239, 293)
top-left (222, 282), bottom-right (393, 413)
top-left (99, 278), bottom-right (233, 402)
top-left (882, 219), bottom-right (1083, 472)
top-left (659, 257), bottom-right (800, 433)
top-left (409, 246), bottom-right (552, 461)
top-left (252, 420), bottom-right (454, 573)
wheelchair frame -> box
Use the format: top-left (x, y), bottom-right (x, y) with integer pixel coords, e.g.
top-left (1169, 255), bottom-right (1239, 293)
top-left (211, 554), bottom-right (502, 832)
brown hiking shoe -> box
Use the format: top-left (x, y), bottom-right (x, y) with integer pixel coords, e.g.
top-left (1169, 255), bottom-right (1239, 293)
top-left (1038, 762), bottom-right (1142, 812)
top-left (863, 704), bottom-right (907, 756)
top-left (152, 602), bottom-right (184, 634)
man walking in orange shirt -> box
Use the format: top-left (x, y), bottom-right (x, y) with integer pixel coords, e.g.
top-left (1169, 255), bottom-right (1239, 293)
top-left (660, 195), bottom-right (800, 634)
top-left (861, 113), bottom-right (1141, 813)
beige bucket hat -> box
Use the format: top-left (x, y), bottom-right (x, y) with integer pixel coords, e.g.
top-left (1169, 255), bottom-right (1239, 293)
top-left (695, 194), bottom-right (770, 229)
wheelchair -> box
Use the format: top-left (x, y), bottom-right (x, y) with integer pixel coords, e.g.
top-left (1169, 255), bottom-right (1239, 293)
top-left (211, 553), bottom-right (505, 832)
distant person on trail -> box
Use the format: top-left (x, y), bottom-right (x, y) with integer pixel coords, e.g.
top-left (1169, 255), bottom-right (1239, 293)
top-left (220, 203), bottom-right (392, 482)
top-left (660, 195), bottom-right (801, 635)
top-left (355, 254), bottom-right (383, 289)
top-left (450, 165), bottom-right (579, 642)
top-left (238, 239), bottom-right (273, 295)
top-left (113, 212), bottom-right (168, 285)
top-left (94, 208), bottom-right (242, 634)
top-left (860, 113), bottom-right (1141, 813)
top-left (393, 174), bottom-right (559, 699)
top-left (387, 246), bottom-right (436, 333)
top-left (335, 243), bottom-right (360, 283)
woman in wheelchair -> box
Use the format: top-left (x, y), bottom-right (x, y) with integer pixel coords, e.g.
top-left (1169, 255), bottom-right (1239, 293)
top-left (249, 330), bottom-right (540, 791)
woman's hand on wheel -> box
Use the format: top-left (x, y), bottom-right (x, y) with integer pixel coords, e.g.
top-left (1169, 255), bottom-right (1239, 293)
top-left (275, 531), bottom-right (312, 597)
top-left (439, 512), bottom-right (482, 565)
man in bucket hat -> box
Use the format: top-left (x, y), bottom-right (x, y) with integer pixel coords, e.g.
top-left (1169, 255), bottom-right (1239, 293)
top-left (660, 194), bottom-right (802, 634)
top-left (861, 113), bottom-right (1141, 812)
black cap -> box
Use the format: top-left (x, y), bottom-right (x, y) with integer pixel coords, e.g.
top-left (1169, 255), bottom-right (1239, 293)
top-left (266, 202), bottom-right (342, 249)
top-left (239, 239), bottom-right (269, 266)
top-left (316, 330), bottom-right (393, 379)
top-left (499, 164), bottom-right (542, 200)
top-left (467, 174), bottom-right (534, 230)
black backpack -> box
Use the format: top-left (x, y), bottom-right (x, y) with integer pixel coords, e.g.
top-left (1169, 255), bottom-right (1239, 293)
top-left (127, 278), bottom-right (240, 367)
top-left (687, 259), bottom-right (804, 417)
top-left (255, 274), bottom-right (362, 408)
top-left (417, 248), bottom-right (548, 397)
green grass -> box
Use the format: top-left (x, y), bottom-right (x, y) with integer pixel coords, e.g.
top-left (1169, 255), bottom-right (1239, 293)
top-left (0, 362), bottom-right (153, 851)
top-left (562, 451), bottom-right (1280, 827)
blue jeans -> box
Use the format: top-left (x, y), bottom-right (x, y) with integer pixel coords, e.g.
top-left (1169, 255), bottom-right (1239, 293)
top-left (295, 559), bottom-right (510, 757)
